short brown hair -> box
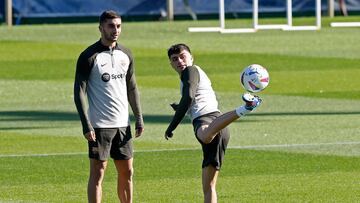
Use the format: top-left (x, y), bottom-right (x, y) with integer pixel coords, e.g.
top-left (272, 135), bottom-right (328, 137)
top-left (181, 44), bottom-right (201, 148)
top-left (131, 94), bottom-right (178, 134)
top-left (167, 43), bottom-right (191, 59)
top-left (99, 10), bottom-right (121, 25)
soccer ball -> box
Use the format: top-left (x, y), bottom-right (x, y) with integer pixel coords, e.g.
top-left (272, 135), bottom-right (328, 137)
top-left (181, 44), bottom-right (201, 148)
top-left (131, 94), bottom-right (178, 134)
top-left (240, 64), bottom-right (269, 93)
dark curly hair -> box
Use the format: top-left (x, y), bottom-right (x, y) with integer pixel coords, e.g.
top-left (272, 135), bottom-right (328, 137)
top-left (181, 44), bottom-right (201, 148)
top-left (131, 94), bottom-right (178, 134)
top-left (167, 43), bottom-right (191, 59)
top-left (99, 10), bottom-right (121, 25)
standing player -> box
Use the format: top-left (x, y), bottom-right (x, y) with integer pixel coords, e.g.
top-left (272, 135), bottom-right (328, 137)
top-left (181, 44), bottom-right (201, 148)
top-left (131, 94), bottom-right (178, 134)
top-left (164, 43), bottom-right (261, 203)
top-left (74, 10), bottom-right (144, 203)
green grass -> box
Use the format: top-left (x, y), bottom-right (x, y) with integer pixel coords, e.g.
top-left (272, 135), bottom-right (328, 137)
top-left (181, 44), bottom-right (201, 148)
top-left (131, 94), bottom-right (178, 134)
top-left (1, 16), bottom-right (360, 202)
top-left (1, 150), bottom-right (360, 202)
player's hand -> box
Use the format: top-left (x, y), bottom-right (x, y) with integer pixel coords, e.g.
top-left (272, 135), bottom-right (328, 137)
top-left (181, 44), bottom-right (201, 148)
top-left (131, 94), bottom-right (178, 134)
top-left (84, 131), bottom-right (96, 142)
top-left (135, 127), bottom-right (144, 138)
top-left (164, 131), bottom-right (173, 140)
top-left (170, 103), bottom-right (179, 111)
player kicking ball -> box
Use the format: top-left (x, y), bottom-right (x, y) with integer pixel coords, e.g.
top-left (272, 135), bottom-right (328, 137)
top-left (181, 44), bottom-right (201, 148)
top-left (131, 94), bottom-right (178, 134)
top-left (164, 43), bottom-right (262, 203)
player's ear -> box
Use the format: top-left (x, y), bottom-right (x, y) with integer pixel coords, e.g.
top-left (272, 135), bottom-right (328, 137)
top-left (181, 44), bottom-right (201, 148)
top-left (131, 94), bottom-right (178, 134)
top-left (98, 25), bottom-right (102, 32)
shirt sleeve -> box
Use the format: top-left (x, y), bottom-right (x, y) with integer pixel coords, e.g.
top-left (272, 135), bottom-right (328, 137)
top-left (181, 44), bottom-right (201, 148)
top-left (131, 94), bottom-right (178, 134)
top-left (166, 66), bottom-right (199, 135)
top-left (126, 54), bottom-right (144, 129)
top-left (73, 51), bottom-right (93, 135)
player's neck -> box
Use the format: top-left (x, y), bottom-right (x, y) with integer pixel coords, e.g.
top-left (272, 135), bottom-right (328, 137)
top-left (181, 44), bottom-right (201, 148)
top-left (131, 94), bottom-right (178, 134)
top-left (101, 38), bottom-right (117, 48)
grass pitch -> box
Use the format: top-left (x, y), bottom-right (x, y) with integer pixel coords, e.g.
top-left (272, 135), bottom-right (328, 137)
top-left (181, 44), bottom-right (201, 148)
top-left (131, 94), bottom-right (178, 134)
top-left (1, 16), bottom-right (360, 202)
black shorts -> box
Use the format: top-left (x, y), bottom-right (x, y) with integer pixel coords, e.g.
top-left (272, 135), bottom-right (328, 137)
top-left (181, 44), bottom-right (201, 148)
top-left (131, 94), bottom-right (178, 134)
top-left (193, 111), bottom-right (230, 170)
top-left (88, 126), bottom-right (133, 161)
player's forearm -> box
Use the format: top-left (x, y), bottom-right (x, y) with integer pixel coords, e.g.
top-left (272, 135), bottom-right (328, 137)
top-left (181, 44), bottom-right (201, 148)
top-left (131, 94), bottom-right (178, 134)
top-left (166, 95), bottom-right (191, 134)
top-left (73, 81), bottom-right (93, 134)
top-left (129, 93), bottom-right (144, 128)
top-left (127, 78), bottom-right (144, 128)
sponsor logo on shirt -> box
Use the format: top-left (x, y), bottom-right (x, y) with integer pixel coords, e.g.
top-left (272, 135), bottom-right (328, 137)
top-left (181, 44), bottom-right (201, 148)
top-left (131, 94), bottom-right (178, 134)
top-left (101, 72), bottom-right (126, 82)
top-left (111, 73), bottom-right (126, 80)
top-left (102, 73), bottom-right (110, 82)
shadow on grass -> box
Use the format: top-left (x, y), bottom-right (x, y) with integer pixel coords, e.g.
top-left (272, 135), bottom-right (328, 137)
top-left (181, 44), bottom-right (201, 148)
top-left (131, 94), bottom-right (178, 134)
top-left (0, 110), bottom-right (181, 123)
top-left (0, 110), bottom-right (359, 124)
top-left (0, 111), bottom-right (79, 121)
top-left (0, 126), bottom-right (57, 131)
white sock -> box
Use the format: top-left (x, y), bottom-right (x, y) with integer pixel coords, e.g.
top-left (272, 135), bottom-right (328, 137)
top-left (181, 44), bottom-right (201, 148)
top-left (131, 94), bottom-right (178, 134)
top-left (235, 106), bottom-right (251, 117)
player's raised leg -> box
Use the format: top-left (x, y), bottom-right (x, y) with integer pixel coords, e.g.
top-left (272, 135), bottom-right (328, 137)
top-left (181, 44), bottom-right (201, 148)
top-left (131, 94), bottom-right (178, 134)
top-left (88, 159), bottom-right (108, 203)
top-left (196, 93), bottom-right (262, 144)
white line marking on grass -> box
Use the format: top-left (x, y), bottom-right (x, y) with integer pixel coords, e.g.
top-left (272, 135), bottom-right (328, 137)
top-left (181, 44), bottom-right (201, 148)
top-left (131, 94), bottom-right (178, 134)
top-left (1, 141), bottom-right (360, 158)
top-left (229, 141), bottom-right (360, 149)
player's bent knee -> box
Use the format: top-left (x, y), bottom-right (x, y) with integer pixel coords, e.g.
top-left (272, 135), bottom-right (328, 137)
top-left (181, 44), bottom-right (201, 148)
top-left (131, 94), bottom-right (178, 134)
top-left (202, 137), bottom-right (213, 144)
top-left (197, 132), bottom-right (215, 144)
top-left (197, 125), bottom-right (214, 144)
